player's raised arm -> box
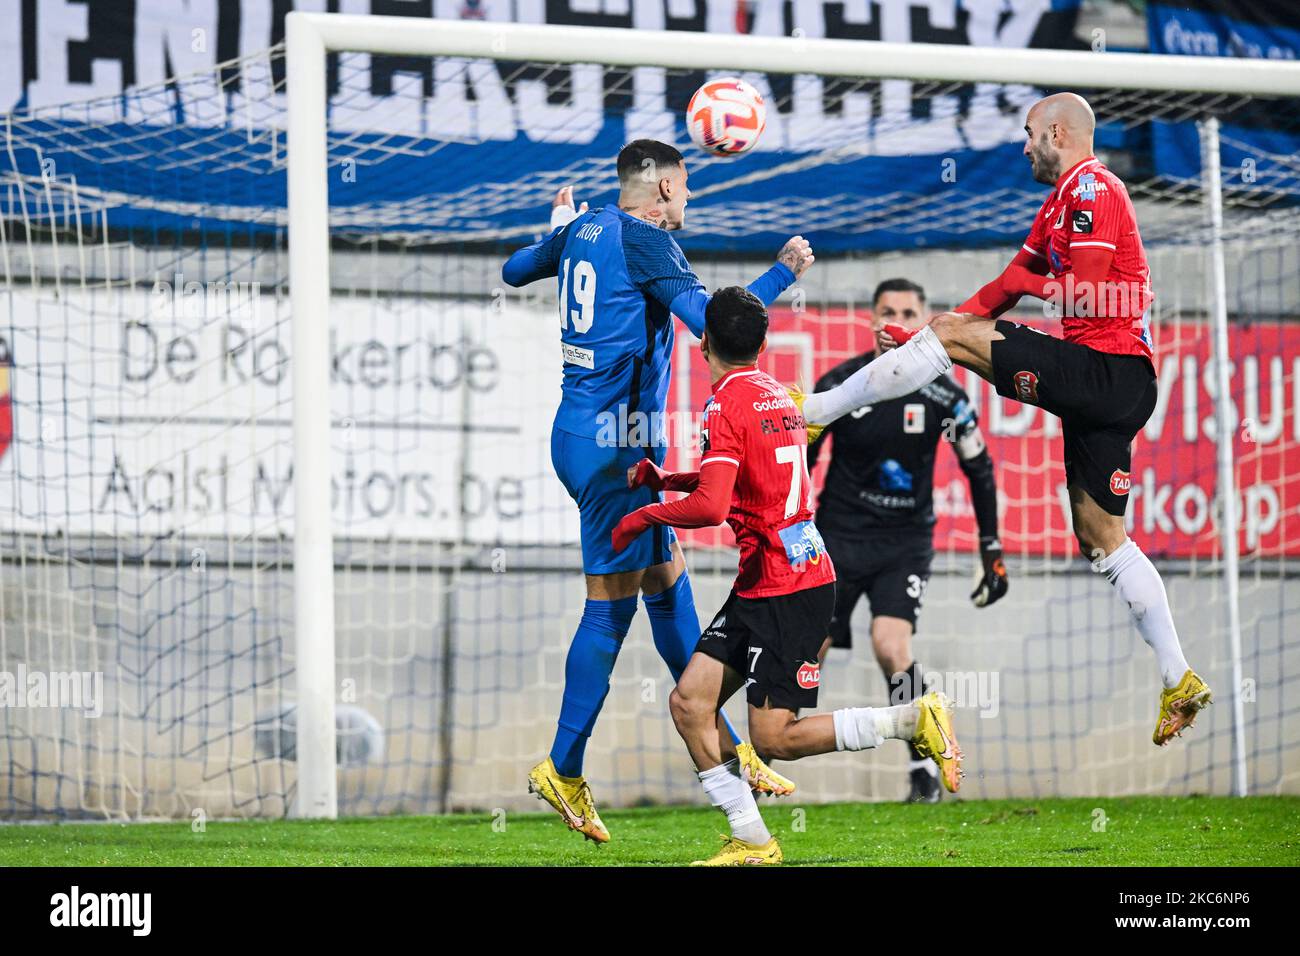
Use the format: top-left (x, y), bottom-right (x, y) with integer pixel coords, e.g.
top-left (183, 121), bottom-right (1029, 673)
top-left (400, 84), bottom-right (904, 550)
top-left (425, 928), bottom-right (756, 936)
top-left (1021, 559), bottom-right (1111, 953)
top-left (960, 243), bottom-right (1119, 321)
top-left (501, 189), bottom-right (581, 287)
top-left (627, 231), bottom-right (809, 338)
top-left (549, 184), bottom-right (589, 231)
top-left (955, 246), bottom-right (1050, 318)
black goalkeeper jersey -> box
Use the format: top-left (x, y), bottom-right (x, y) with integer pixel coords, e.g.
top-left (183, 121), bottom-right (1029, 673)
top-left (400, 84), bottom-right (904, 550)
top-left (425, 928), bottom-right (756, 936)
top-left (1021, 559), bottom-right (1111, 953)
top-left (809, 351), bottom-right (996, 537)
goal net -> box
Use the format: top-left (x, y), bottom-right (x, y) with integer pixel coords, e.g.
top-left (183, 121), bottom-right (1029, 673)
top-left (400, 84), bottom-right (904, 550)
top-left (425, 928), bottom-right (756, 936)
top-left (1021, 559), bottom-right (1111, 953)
top-left (1, 16), bottom-right (1298, 820)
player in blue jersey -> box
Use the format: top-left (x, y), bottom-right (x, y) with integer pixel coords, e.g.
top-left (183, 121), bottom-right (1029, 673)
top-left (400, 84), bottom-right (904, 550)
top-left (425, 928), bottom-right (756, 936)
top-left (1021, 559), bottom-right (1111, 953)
top-left (502, 139), bottom-right (814, 843)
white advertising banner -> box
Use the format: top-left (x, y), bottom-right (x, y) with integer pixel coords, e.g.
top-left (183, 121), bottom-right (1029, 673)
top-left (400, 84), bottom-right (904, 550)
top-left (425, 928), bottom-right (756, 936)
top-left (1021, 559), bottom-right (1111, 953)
top-left (0, 284), bottom-right (577, 546)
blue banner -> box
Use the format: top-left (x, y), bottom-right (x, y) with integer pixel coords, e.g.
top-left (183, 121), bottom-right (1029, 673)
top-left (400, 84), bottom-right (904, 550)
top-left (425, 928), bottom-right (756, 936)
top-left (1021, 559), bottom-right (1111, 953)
top-left (1147, 2), bottom-right (1300, 191)
top-left (1, 1), bottom-right (1092, 254)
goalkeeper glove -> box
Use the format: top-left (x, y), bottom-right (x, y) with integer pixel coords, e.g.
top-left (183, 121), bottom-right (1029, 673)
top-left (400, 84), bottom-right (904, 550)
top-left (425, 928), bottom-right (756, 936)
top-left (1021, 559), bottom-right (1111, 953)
top-left (971, 536), bottom-right (1009, 608)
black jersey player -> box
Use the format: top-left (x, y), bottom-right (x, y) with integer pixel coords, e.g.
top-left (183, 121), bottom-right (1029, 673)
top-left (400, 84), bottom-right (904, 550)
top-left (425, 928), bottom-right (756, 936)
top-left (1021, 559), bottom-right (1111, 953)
top-left (809, 279), bottom-right (1008, 803)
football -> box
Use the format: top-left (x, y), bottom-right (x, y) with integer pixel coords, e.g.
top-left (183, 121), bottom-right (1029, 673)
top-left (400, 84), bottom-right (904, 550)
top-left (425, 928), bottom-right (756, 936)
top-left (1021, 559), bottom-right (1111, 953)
top-left (686, 76), bottom-right (766, 156)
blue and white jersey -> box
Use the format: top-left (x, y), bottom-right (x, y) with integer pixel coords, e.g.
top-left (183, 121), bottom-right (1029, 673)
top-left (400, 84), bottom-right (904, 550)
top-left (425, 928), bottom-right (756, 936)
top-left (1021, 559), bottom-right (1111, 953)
top-left (503, 206), bottom-right (793, 443)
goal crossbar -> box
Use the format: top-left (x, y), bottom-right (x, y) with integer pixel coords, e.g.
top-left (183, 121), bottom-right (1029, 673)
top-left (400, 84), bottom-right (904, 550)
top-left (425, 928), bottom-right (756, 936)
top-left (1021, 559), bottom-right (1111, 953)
top-left (294, 14), bottom-right (1300, 95)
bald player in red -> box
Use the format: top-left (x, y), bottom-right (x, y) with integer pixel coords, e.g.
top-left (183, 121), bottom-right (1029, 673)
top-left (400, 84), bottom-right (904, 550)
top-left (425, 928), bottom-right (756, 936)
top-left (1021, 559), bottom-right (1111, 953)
top-left (793, 92), bottom-right (1211, 748)
top-left (612, 286), bottom-right (961, 866)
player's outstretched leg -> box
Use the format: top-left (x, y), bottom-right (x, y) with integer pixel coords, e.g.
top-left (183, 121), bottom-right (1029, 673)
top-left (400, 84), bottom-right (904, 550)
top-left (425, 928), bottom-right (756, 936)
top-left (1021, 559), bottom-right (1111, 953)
top-left (790, 312), bottom-right (1010, 437)
top-left (743, 693), bottom-right (964, 794)
top-left (644, 567), bottom-right (796, 797)
top-left (824, 692), bottom-right (964, 793)
top-left (528, 595), bottom-right (637, 843)
top-left (790, 323), bottom-right (954, 432)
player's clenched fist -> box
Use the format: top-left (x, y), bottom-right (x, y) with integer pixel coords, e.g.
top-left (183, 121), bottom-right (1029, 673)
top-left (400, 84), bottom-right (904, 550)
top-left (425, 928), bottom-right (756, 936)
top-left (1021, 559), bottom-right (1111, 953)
top-left (627, 458), bottom-right (668, 492)
top-left (777, 235), bottom-right (815, 279)
top-left (550, 184), bottom-right (588, 231)
top-left (611, 509), bottom-right (651, 554)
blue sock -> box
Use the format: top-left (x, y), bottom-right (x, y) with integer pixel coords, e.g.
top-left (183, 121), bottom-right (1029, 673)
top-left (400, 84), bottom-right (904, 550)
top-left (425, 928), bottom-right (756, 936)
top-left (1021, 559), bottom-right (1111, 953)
top-left (644, 573), bottom-right (743, 747)
top-left (549, 596), bottom-right (638, 778)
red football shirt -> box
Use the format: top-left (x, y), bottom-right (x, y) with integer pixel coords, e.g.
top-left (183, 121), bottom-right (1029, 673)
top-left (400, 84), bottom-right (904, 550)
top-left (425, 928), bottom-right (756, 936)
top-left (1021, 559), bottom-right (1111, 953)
top-left (1022, 156), bottom-right (1154, 361)
top-left (701, 366), bottom-right (836, 599)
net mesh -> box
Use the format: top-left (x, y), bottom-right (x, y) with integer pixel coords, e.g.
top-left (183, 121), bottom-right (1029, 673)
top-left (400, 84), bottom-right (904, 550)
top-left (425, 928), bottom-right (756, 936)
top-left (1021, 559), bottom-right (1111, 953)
top-left (1, 43), bottom-right (1297, 819)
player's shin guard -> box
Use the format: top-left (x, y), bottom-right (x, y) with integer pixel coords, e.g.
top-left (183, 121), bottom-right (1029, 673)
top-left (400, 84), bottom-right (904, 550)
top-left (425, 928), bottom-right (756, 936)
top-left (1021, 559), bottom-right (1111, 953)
top-left (801, 326), bottom-right (952, 426)
top-left (1093, 538), bottom-right (1191, 689)
top-left (833, 704), bottom-right (919, 751)
top-left (646, 573), bottom-right (742, 747)
top-left (699, 758), bottom-right (770, 845)
top-left (549, 595), bottom-right (638, 777)
top-left (645, 573), bottom-right (699, 682)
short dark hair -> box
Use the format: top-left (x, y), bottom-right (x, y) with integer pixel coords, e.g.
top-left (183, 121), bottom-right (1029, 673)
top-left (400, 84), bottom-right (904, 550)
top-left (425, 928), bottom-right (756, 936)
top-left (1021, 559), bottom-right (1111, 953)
top-left (617, 139), bottom-right (684, 186)
top-left (872, 277), bottom-right (926, 308)
top-left (705, 286), bottom-right (768, 364)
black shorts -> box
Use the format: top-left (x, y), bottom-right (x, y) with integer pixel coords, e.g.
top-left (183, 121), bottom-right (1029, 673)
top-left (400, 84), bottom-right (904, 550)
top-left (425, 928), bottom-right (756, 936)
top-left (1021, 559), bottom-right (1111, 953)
top-left (696, 582), bottom-right (836, 712)
top-left (820, 528), bottom-right (933, 649)
top-left (990, 320), bottom-right (1157, 517)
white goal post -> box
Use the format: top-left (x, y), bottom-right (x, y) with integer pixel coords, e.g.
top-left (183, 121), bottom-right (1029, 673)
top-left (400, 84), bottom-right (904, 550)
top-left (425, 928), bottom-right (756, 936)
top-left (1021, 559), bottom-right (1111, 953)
top-left (284, 12), bottom-right (1300, 819)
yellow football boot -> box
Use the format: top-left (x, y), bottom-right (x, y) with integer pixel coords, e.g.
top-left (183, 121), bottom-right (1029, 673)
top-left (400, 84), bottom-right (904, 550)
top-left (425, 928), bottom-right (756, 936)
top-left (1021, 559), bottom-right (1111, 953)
top-left (911, 691), bottom-right (964, 793)
top-left (737, 741), bottom-right (796, 797)
top-left (1153, 670), bottom-right (1212, 746)
top-left (691, 834), bottom-right (783, 866)
top-left (527, 757), bottom-right (609, 844)
top-left (784, 384), bottom-right (825, 443)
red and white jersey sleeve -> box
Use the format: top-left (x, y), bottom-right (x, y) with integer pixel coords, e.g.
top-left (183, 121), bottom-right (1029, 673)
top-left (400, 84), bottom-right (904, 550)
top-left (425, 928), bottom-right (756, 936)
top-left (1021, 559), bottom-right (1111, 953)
top-left (1029, 158), bottom-right (1155, 361)
top-left (704, 367), bottom-right (835, 599)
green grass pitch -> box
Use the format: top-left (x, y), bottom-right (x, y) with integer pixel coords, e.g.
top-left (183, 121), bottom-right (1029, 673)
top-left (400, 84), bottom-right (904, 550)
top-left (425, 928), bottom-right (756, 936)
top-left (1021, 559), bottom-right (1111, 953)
top-left (2, 796), bottom-right (1297, 866)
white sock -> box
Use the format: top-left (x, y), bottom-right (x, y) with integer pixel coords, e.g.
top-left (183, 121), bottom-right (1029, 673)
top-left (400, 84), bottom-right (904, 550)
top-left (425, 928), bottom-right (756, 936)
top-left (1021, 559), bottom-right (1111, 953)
top-left (1093, 538), bottom-right (1191, 689)
top-left (833, 704), bottom-right (918, 751)
top-left (802, 326), bottom-right (952, 425)
top-left (698, 758), bottom-right (770, 845)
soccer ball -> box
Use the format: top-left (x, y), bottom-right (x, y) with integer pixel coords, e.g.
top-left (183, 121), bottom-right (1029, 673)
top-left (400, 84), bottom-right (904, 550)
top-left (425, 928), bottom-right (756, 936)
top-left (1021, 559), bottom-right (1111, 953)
top-left (686, 77), bottom-right (766, 157)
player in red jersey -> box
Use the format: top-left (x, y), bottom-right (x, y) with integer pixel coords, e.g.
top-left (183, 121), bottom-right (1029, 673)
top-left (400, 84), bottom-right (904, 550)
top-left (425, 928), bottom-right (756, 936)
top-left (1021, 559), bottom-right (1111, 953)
top-left (793, 93), bottom-right (1210, 747)
top-left (611, 287), bottom-right (962, 866)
